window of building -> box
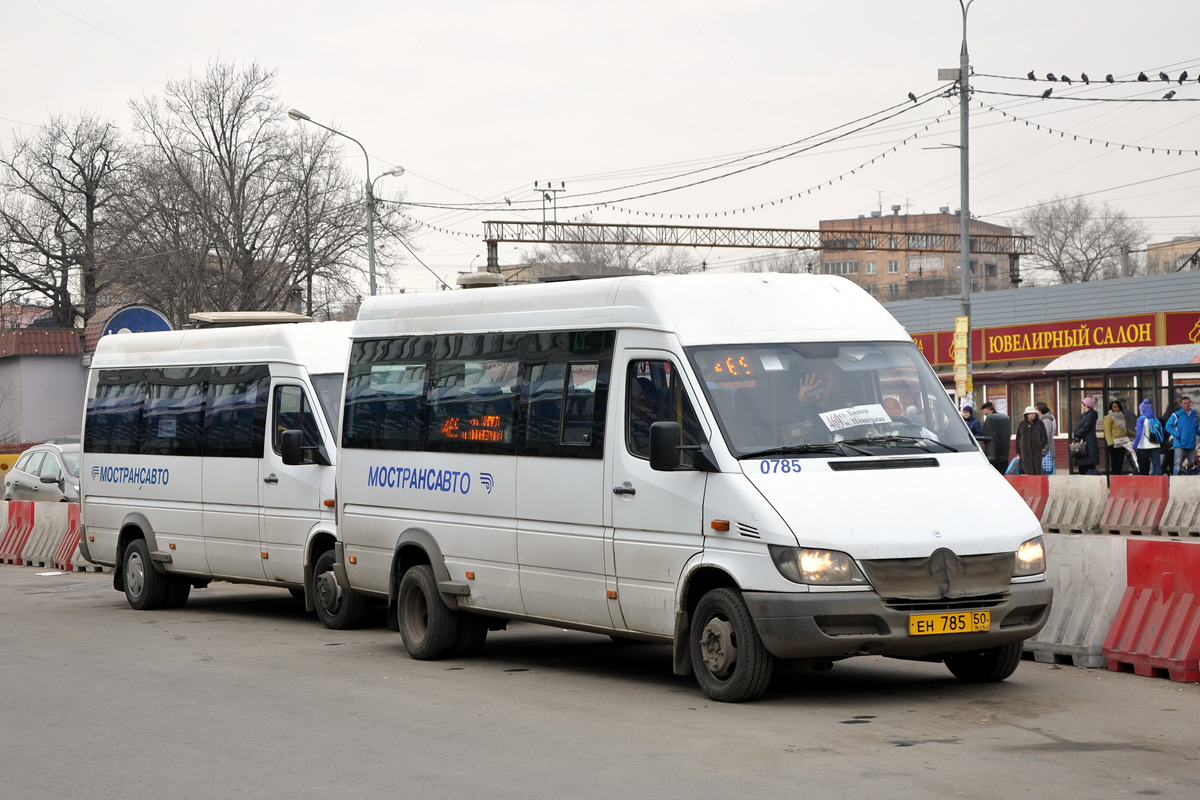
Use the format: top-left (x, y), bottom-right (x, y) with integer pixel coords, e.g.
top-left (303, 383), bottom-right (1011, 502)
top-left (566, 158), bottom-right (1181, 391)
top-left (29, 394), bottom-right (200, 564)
top-left (887, 260), bottom-right (900, 274)
top-left (865, 261), bottom-right (877, 274)
top-left (907, 255), bottom-right (942, 274)
top-left (887, 282), bottom-right (900, 295)
top-left (823, 260), bottom-right (859, 275)
top-left (887, 236), bottom-right (898, 250)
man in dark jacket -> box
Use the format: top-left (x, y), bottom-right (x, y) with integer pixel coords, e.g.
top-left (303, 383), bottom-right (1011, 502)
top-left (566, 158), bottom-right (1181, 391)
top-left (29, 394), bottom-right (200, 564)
top-left (979, 401), bottom-right (1011, 473)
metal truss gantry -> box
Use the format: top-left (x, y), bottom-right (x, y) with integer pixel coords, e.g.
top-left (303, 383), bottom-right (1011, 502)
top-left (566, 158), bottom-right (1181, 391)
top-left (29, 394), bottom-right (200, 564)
top-left (482, 220), bottom-right (1032, 270)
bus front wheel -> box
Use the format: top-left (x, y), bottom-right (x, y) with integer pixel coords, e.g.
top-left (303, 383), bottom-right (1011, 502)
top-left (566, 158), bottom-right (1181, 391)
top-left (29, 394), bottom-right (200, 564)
top-left (689, 587), bottom-right (774, 702)
top-left (312, 550), bottom-right (368, 630)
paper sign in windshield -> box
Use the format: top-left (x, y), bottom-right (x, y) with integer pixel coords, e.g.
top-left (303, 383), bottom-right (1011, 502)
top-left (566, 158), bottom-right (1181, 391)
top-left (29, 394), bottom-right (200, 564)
top-left (819, 403), bottom-right (892, 432)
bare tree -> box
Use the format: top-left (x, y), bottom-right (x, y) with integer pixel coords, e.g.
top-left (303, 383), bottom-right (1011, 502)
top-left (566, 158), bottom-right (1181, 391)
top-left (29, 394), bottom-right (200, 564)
top-left (118, 61), bottom-right (413, 318)
top-left (0, 114), bottom-right (129, 326)
top-left (1014, 195), bottom-right (1146, 284)
top-left (739, 250), bottom-right (818, 274)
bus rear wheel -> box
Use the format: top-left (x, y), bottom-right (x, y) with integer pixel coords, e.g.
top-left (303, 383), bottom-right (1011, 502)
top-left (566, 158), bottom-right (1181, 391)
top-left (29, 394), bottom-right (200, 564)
top-left (689, 587), bottom-right (773, 703)
top-left (397, 565), bottom-right (457, 659)
top-left (312, 550), bottom-right (368, 630)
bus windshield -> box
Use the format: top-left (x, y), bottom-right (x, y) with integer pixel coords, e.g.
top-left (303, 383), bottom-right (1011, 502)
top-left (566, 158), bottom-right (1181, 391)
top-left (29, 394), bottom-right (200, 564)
top-left (687, 341), bottom-right (976, 457)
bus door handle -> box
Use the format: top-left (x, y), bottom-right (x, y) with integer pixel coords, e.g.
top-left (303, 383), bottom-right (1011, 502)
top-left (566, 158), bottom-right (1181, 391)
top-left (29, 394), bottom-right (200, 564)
top-left (613, 484), bottom-right (636, 496)
top-left (263, 474), bottom-right (279, 484)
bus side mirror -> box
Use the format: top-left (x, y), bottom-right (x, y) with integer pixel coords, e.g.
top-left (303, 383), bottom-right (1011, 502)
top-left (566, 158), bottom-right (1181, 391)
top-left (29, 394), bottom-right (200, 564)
top-left (280, 430), bottom-right (304, 466)
top-left (649, 421), bottom-right (681, 471)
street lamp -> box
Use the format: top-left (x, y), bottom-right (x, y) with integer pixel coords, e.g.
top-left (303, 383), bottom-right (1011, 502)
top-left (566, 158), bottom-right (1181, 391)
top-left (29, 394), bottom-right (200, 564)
top-left (287, 108), bottom-right (403, 296)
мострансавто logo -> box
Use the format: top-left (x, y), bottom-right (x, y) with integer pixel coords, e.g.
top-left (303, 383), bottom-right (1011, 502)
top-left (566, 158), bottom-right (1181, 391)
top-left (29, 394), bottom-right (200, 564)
top-left (91, 465), bottom-right (170, 486)
top-left (366, 465), bottom-right (479, 495)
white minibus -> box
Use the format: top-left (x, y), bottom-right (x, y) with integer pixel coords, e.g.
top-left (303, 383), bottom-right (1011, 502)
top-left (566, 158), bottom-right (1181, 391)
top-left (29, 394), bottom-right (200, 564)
top-left (79, 320), bottom-right (371, 629)
top-left (335, 273), bottom-right (1052, 701)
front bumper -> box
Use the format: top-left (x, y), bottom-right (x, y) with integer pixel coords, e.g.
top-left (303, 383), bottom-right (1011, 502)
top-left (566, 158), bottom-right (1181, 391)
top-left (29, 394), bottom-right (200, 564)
top-left (743, 580), bottom-right (1052, 660)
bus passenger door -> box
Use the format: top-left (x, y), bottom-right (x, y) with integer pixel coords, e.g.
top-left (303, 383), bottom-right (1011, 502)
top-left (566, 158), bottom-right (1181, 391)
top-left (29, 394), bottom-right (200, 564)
top-left (261, 383), bottom-right (333, 585)
top-left (202, 368), bottom-right (268, 581)
top-left (609, 348), bottom-right (708, 636)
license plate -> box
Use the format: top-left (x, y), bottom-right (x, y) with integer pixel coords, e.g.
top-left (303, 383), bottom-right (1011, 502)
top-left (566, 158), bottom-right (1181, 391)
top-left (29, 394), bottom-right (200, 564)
top-left (908, 610), bottom-right (991, 636)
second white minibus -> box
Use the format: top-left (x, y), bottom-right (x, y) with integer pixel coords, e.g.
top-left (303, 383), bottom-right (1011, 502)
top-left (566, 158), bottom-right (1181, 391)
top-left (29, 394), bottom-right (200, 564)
top-left (80, 320), bottom-right (371, 629)
top-left (331, 273), bottom-right (1052, 701)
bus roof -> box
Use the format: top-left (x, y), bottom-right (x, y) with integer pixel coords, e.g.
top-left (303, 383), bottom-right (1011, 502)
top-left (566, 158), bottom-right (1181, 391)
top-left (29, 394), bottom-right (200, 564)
top-left (90, 321), bottom-right (353, 373)
top-left (354, 273), bottom-right (909, 346)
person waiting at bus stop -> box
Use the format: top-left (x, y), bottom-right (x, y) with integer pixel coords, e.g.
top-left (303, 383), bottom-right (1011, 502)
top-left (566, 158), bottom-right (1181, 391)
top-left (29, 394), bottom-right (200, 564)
top-left (1104, 399), bottom-right (1134, 476)
top-left (1015, 406), bottom-right (1046, 476)
top-left (1166, 395), bottom-right (1198, 475)
top-left (1071, 397), bottom-right (1100, 475)
top-left (979, 401), bottom-right (1011, 473)
top-left (1134, 399), bottom-right (1164, 476)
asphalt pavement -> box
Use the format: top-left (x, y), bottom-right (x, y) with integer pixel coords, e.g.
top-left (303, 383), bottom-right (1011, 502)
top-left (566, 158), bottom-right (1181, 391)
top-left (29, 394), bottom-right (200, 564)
top-left (1, 566), bottom-right (1196, 799)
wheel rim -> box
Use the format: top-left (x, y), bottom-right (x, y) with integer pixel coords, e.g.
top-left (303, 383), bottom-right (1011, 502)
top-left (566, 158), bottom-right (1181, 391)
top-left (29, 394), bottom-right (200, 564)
top-left (126, 550), bottom-right (145, 600)
top-left (699, 615), bottom-right (738, 679)
top-left (401, 584), bottom-right (429, 645)
top-left (315, 570), bottom-right (342, 615)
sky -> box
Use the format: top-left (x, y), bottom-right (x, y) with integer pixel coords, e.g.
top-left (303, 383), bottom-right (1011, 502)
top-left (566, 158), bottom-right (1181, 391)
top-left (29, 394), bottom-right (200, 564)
top-left (6, 0), bottom-right (1200, 292)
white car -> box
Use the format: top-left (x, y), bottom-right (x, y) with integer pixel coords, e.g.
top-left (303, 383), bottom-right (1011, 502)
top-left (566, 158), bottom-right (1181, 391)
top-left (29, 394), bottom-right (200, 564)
top-left (4, 443), bottom-right (81, 503)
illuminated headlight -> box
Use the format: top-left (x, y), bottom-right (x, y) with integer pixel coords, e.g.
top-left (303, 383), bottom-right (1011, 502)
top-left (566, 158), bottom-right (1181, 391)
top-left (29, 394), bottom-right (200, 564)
top-left (1014, 536), bottom-right (1046, 576)
top-left (769, 545), bottom-right (867, 585)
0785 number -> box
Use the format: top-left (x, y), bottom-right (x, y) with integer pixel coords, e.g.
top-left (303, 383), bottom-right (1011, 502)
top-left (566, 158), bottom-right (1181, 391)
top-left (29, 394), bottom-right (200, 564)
top-left (759, 459), bottom-right (803, 474)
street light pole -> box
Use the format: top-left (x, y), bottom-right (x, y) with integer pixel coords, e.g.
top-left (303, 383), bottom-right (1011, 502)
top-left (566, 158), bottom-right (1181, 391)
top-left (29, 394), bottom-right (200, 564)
top-left (287, 108), bottom-right (401, 297)
top-left (958, 0), bottom-right (975, 405)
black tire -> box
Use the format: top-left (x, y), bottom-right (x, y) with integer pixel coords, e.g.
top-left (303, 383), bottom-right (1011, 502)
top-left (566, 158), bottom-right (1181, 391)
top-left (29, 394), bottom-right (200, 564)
top-left (397, 565), bottom-right (458, 660)
top-left (689, 588), bottom-right (774, 702)
top-left (944, 641), bottom-right (1023, 683)
top-left (163, 576), bottom-right (191, 609)
top-left (447, 612), bottom-right (489, 658)
top-left (123, 538), bottom-right (168, 610)
top-left (312, 550), bottom-right (369, 630)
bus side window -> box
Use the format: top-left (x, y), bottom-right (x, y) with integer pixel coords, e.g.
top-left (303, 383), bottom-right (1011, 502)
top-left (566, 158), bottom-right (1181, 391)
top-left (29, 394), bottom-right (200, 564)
top-left (626, 361), bottom-right (704, 466)
top-left (273, 385), bottom-right (323, 456)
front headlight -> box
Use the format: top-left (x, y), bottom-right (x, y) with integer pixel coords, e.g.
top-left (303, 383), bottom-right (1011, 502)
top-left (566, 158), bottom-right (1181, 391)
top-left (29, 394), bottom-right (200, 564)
top-left (769, 545), bottom-right (868, 585)
top-left (1014, 536), bottom-right (1046, 576)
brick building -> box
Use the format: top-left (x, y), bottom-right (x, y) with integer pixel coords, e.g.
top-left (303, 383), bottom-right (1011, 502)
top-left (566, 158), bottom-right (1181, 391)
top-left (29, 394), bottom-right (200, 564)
top-left (819, 208), bottom-right (1015, 301)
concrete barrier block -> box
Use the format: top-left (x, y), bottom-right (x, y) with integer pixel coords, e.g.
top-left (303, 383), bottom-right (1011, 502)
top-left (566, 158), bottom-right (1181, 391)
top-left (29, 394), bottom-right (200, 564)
top-left (22, 502), bottom-right (67, 568)
top-left (1024, 534), bottom-right (1128, 668)
top-left (1159, 476), bottom-right (1200, 537)
top-left (1100, 475), bottom-right (1169, 536)
top-left (0, 501), bottom-right (35, 564)
top-left (1041, 475), bottom-right (1107, 535)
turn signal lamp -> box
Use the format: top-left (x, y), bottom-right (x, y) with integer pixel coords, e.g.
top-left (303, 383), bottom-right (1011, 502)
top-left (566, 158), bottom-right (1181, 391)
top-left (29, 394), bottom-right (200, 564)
top-left (323, 499), bottom-right (335, 508)
top-left (710, 520), bottom-right (730, 531)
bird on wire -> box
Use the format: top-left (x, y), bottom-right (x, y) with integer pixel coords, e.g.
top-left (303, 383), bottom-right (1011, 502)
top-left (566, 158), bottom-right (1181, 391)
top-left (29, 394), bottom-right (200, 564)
top-left (1164, 90), bottom-right (1177, 100)
top-left (1160, 71), bottom-right (1171, 82)
top-left (1106, 74), bottom-right (1115, 83)
top-left (1180, 71), bottom-right (1189, 84)
top-left (1046, 73), bottom-right (1057, 81)
top-left (1041, 87), bottom-right (1053, 98)
top-left (1138, 72), bottom-right (1149, 81)
top-left (1061, 75), bottom-right (1072, 85)
top-left (1081, 73), bottom-right (1090, 84)
top-left (1027, 70), bottom-right (1036, 80)
top-left (908, 92), bottom-right (917, 103)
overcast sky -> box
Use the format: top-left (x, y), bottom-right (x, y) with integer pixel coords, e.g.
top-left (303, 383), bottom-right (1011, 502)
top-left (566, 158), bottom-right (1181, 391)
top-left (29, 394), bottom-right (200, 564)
top-left (7, 1), bottom-right (1200, 291)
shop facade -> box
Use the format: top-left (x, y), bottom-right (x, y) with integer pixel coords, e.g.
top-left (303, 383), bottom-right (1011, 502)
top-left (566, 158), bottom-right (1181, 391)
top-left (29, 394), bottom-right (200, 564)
top-left (885, 271), bottom-right (1200, 473)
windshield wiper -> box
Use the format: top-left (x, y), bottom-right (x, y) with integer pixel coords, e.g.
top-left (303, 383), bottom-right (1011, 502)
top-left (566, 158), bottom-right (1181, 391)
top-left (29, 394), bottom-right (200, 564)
top-left (840, 435), bottom-right (960, 453)
top-left (738, 442), bottom-right (873, 459)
